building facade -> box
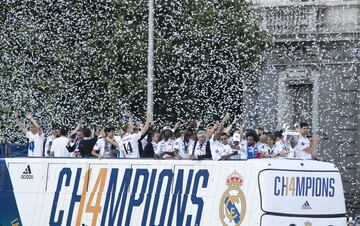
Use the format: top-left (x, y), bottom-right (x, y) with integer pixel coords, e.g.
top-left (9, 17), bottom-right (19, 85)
top-left (247, 0), bottom-right (360, 215)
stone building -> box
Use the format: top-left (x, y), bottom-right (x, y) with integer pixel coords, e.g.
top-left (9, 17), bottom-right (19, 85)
top-left (246, 0), bottom-right (360, 215)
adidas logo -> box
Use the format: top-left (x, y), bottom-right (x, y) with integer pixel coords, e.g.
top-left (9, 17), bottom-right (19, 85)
top-left (21, 165), bottom-right (33, 179)
top-left (301, 201), bottom-right (312, 210)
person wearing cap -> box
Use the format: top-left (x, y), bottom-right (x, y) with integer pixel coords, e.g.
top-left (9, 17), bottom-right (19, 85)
top-left (155, 126), bottom-right (175, 158)
top-left (228, 132), bottom-right (246, 160)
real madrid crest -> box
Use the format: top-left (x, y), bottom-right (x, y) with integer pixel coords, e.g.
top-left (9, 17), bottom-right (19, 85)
top-left (219, 171), bottom-right (246, 226)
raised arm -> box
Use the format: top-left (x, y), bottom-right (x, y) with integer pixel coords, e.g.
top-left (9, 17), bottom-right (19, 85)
top-left (69, 118), bottom-right (83, 137)
top-left (225, 115), bottom-right (240, 134)
top-left (141, 118), bottom-right (151, 138)
top-left (25, 112), bottom-right (42, 135)
top-left (15, 113), bottom-right (27, 134)
top-left (213, 113), bottom-right (230, 140)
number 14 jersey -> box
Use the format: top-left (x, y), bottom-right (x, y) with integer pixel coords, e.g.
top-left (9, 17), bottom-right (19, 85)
top-left (120, 132), bottom-right (141, 158)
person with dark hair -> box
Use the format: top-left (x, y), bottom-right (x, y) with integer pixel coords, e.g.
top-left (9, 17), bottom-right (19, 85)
top-left (78, 127), bottom-right (97, 158)
top-left (257, 127), bottom-right (265, 137)
top-left (174, 128), bottom-right (195, 159)
top-left (142, 130), bottom-right (160, 158)
top-left (245, 129), bottom-right (259, 159)
top-left (66, 128), bottom-right (84, 157)
top-left (50, 127), bottom-right (70, 157)
top-left (273, 130), bottom-right (289, 158)
top-left (209, 114), bottom-right (233, 160)
top-left (92, 127), bottom-right (118, 159)
top-left (155, 126), bottom-right (175, 158)
top-left (15, 112), bottom-right (44, 157)
top-left (266, 134), bottom-right (276, 157)
top-left (294, 122), bottom-right (320, 160)
top-left (45, 127), bottom-right (60, 157)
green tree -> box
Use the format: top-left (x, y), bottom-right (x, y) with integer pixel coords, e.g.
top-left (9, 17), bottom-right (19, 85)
top-left (0, 0), bottom-right (268, 142)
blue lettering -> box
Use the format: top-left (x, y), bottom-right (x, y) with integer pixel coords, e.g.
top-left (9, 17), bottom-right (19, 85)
top-left (305, 177), bottom-right (312, 196)
top-left (274, 176), bottom-right (280, 196)
top-left (101, 168), bottom-right (132, 226)
top-left (315, 178), bottom-right (322, 197)
top-left (126, 169), bottom-right (149, 225)
top-left (189, 169), bottom-right (209, 226)
top-left (49, 168), bottom-right (72, 226)
top-left (281, 176), bottom-right (286, 196)
top-left (66, 168), bottom-right (82, 225)
top-left (150, 169), bottom-right (173, 226)
top-left (329, 178), bottom-right (335, 197)
top-left (167, 169), bottom-right (193, 226)
top-left (296, 177), bottom-right (305, 196)
top-left (141, 169), bottom-right (157, 226)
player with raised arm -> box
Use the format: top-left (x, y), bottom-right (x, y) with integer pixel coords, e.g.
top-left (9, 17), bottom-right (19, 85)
top-left (15, 112), bottom-right (45, 157)
top-left (120, 114), bottom-right (151, 158)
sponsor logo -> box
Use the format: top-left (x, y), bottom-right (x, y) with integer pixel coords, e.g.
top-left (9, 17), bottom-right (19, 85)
top-left (301, 201), bottom-right (312, 210)
top-left (21, 165), bottom-right (33, 179)
top-left (219, 171), bottom-right (246, 226)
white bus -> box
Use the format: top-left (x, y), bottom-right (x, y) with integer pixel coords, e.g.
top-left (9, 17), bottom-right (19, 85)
top-left (0, 158), bottom-right (346, 226)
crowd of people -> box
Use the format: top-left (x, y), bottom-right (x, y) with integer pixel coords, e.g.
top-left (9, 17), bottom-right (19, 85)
top-left (14, 111), bottom-right (321, 161)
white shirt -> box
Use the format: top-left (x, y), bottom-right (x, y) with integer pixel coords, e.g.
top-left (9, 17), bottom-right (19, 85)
top-left (114, 136), bottom-right (123, 158)
top-left (274, 140), bottom-right (287, 157)
top-left (174, 137), bottom-right (194, 159)
top-left (26, 131), bottom-right (45, 157)
top-left (50, 136), bottom-right (69, 157)
top-left (45, 135), bottom-right (56, 157)
top-left (210, 135), bottom-right (231, 161)
top-left (120, 132), bottom-right (141, 158)
top-left (257, 143), bottom-right (269, 154)
top-left (228, 144), bottom-right (242, 160)
top-left (238, 141), bottom-right (248, 159)
top-left (155, 139), bottom-right (174, 156)
top-left (93, 138), bottom-right (113, 158)
top-left (294, 135), bottom-right (311, 160)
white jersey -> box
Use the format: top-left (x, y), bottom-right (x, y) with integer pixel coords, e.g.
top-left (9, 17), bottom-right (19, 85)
top-left (228, 144), bottom-right (242, 160)
top-left (274, 140), bottom-right (287, 155)
top-left (210, 135), bottom-right (231, 161)
top-left (93, 138), bottom-right (113, 158)
top-left (174, 137), bottom-right (194, 159)
top-left (238, 141), bottom-right (248, 159)
top-left (120, 132), bottom-right (141, 158)
top-left (294, 135), bottom-right (311, 160)
top-left (114, 136), bottom-right (123, 158)
top-left (45, 135), bottom-right (56, 157)
top-left (26, 131), bottom-right (45, 157)
top-left (50, 136), bottom-right (70, 157)
top-left (155, 139), bottom-right (175, 156)
top-left (257, 143), bottom-right (269, 154)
